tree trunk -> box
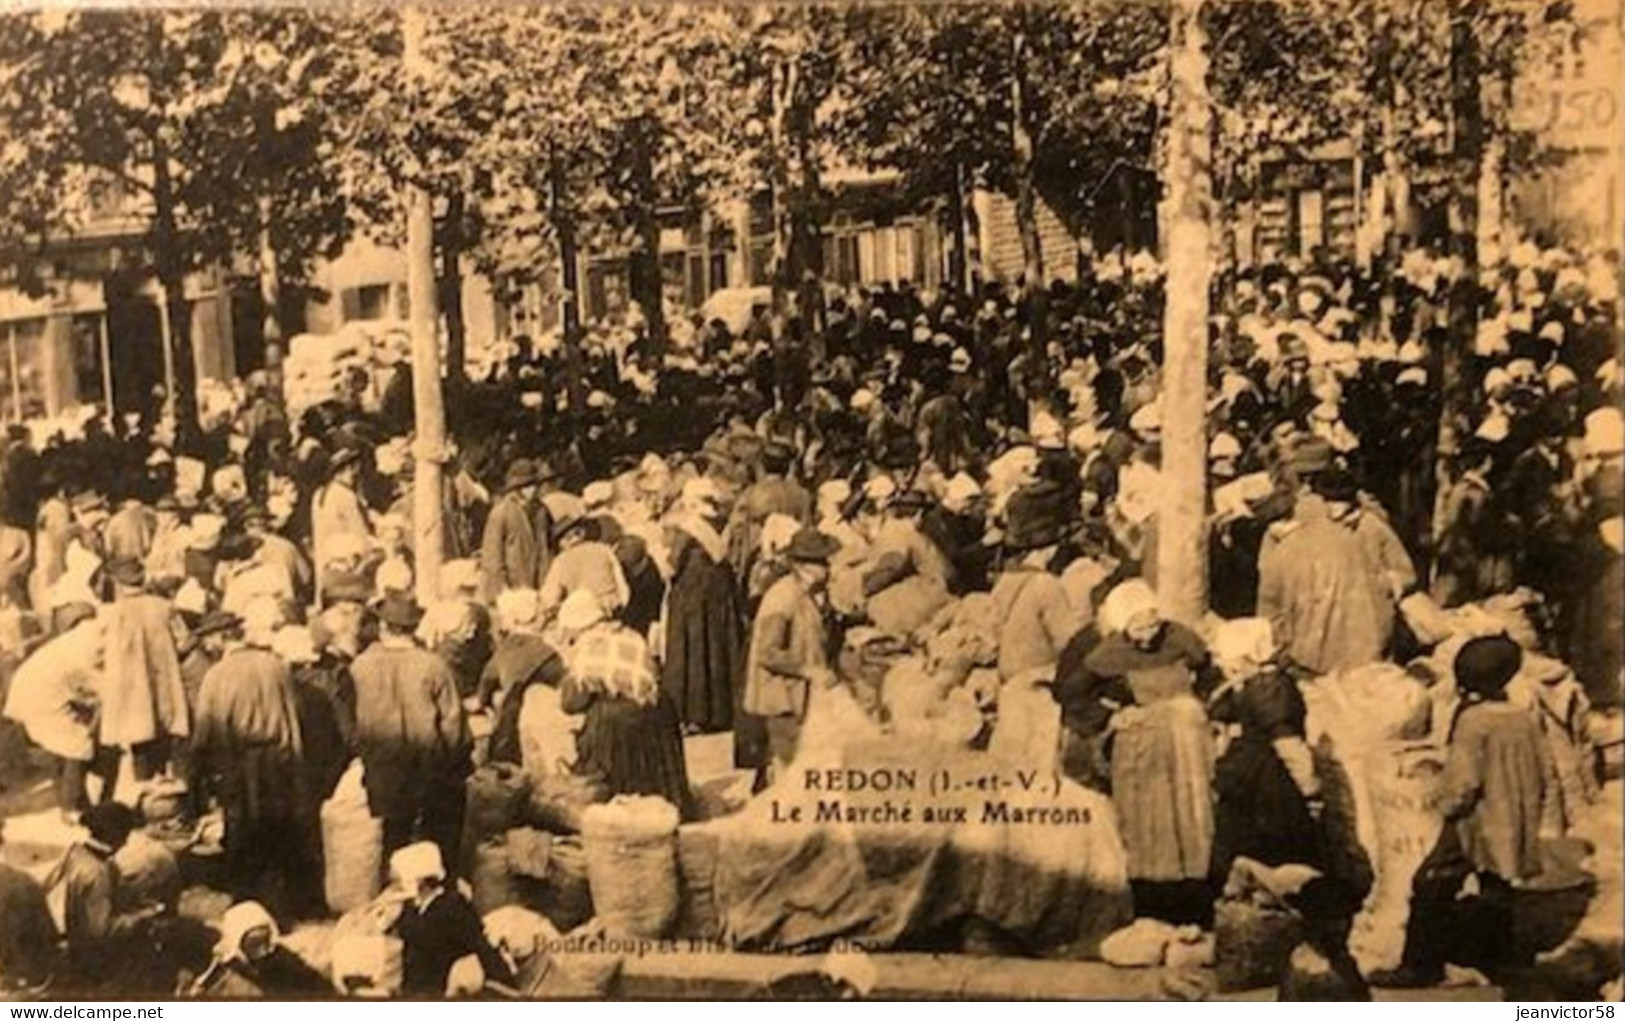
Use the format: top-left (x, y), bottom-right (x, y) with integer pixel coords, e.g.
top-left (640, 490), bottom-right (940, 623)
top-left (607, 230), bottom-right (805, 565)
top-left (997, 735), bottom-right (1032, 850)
top-left (791, 95), bottom-right (825, 357)
top-left (257, 196), bottom-right (282, 351)
top-left (964, 177), bottom-right (984, 295)
top-left (629, 117), bottom-right (667, 353)
top-left (150, 135), bottom-right (198, 436)
top-left (550, 152), bottom-right (587, 414)
top-left (440, 190), bottom-right (467, 387)
top-left (767, 60), bottom-right (796, 316)
top-left (947, 162), bottom-right (969, 297)
top-left (1359, 24), bottom-right (1397, 272)
top-left (1156, 0), bottom-right (1215, 626)
top-left (1010, 32), bottom-right (1048, 381)
top-left (1215, 156), bottom-right (1238, 293)
top-left (1431, 0), bottom-right (1484, 568)
top-left (1361, 103), bottom-right (1406, 269)
top-left (404, 4), bottom-right (446, 605)
top-left (1476, 70), bottom-right (1512, 265)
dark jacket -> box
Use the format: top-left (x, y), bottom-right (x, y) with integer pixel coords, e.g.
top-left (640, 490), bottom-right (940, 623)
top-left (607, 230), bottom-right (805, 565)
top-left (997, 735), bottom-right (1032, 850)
top-left (395, 889), bottom-right (512, 995)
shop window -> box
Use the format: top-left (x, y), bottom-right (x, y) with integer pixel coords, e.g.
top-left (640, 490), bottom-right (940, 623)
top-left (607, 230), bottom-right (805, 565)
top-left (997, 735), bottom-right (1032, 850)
top-left (896, 227), bottom-right (917, 283)
top-left (686, 254), bottom-right (707, 309)
top-left (1296, 190), bottom-right (1326, 256)
top-left (71, 313), bottom-right (107, 410)
top-left (833, 235), bottom-right (859, 286)
top-left (340, 284), bottom-right (393, 322)
top-left (1, 318), bottom-right (47, 421)
top-left (748, 193), bottom-right (775, 238)
top-left (661, 251), bottom-right (687, 291)
top-left (747, 243), bottom-right (773, 288)
top-left (871, 228), bottom-right (895, 283)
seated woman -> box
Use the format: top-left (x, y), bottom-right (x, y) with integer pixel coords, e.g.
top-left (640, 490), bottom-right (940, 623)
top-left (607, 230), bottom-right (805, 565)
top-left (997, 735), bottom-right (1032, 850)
top-left (556, 590), bottom-right (691, 816)
top-left (44, 804), bottom-right (163, 992)
top-left (1206, 617), bottom-right (1324, 886)
top-left (186, 901), bottom-right (326, 998)
top-left (1079, 580), bottom-right (1217, 927)
top-left (389, 843), bottom-right (512, 997)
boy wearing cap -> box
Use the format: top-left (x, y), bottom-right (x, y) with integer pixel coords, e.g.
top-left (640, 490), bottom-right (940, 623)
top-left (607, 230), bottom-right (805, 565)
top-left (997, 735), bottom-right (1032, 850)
top-left (1383, 635), bottom-right (1546, 986)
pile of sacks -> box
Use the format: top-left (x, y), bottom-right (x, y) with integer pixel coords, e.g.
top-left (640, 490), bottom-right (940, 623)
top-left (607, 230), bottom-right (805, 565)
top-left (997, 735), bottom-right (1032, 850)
top-left (1300, 662), bottom-right (1441, 975)
top-left (283, 321), bottom-right (411, 419)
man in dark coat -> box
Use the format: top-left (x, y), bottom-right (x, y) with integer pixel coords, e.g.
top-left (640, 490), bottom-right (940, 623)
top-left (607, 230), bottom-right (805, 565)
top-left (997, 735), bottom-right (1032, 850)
top-left (725, 441), bottom-right (812, 581)
top-left (350, 594), bottom-right (472, 868)
top-left (920, 473), bottom-right (991, 596)
top-left (191, 602), bottom-right (309, 917)
top-left (478, 459), bottom-right (552, 602)
top-left (1431, 442), bottom-right (1515, 608)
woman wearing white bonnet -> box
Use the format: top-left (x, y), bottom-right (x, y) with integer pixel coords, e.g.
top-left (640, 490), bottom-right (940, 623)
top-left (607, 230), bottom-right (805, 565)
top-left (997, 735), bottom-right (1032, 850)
top-left (661, 508), bottom-right (746, 736)
top-left (744, 512), bottom-right (802, 611)
top-left (553, 587), bottom-right (606, 644)
top-left (387, 841), bottom-right (514, 996)
top-left (187, 900), bottom-right (325, 998)
top-left (557, 587), bottom-right (690, 812)
top-left (815, 478), bottom-right (870, 564)
top-left (1206, 617), bottom-right (1324, 887)
top-left (1074, 579), bottom-right (1216, 925)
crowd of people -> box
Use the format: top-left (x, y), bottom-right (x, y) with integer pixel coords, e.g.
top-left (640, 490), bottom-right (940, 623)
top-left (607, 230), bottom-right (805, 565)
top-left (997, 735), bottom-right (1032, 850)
top-left (0, 239), bottom-right (1619, 998)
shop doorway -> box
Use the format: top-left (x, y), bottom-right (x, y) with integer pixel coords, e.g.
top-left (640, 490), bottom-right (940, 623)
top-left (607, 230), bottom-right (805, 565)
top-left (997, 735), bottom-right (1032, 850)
top-left (102, 273), bottom-right (167, 418)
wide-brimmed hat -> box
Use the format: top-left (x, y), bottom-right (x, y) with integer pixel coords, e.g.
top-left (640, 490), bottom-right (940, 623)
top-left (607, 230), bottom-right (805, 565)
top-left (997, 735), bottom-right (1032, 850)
top-left (890, 488), bottom-right (933, 513)
top-left (1002, 481), bottom-right (1070, 551)
top-left (193, 609), bottom-right (243, 638)
top-left (784, 526), bottom-right (840, 564)
top-left (1286, 435), bottom-right (1336, 476)
top-left (239, 504), bottom-right (272, 530)
top-left (328, 447), bottom-right (362, 475)
top-left (322, 568), bottom-right (372, 606)
top-left (377, 591), bottom-right (424, 630)
top-left (551, 507), bottom-right (589, 543)
top-left (71, 491), bottom-right (109, 516)
top-left (105, 556), bottom-right (146, 588)
top-left (503, 458), bottom-right (546, 492)
top-left (1312, 467), bottom-right (1359, 504)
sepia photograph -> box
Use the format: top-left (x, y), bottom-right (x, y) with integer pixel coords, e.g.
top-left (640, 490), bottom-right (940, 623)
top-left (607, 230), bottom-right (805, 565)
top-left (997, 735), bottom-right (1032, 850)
top-left (0, 0), bottom-right (1620, 1004)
